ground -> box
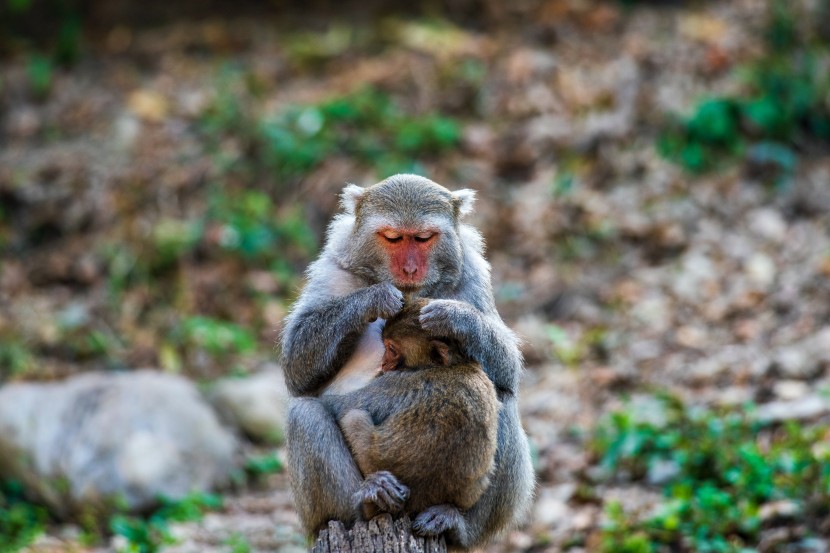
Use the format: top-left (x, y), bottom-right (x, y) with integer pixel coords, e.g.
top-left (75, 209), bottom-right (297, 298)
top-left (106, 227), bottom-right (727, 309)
top-left (2, 0), bottom-right (830, 551)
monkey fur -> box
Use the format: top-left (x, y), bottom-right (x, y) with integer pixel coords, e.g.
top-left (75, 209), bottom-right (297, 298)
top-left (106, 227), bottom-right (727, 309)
top-left (322, 298), bottom-right (499, 543)
top-left (282, 174), bottom-right (534, 549)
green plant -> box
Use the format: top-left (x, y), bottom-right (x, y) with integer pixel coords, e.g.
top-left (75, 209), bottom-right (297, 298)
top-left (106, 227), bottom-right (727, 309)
top-left (110, 492), bottom-right (223, 553)
top-left (175, 316), bottom-right (256, 358)
top-left (657, 1), bottom-right (830, 184)
top-left (225, 533), bottom-right (252, 553)
top-left (148, 219), bottom-right (203, 273)
top-left (2, 0), bottom-right (83, 66)
top-left (244, 453), bottom-right (284, 478)
top-left (208, 190), bottom-right (315, 265)
top-left (0, 340), bottom-right (36, 379)
top-left (201, 83), bottom-right (461, 184)
top-left (545, 324), bottom-right (581, 366)
top-left (26, 55), bottom-right (53, 99)
top-left (0, 481), bottom-right (47, 553)
top-left (592, 396), bottom-right (830, 552)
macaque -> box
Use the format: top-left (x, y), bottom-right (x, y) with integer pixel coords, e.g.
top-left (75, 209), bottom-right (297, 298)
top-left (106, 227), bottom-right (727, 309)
top-left (281, 174), bottom-right (534, 549)
top-left (322, 299), bottom-right (499, 543)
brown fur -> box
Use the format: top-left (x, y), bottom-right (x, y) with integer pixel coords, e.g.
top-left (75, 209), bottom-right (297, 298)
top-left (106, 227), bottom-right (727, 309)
top-left (324, 299), bottom-right (499, 531)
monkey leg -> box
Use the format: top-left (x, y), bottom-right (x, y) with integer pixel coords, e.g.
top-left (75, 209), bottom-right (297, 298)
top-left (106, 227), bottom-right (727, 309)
top-left (339, 409), bottom-right (375, 474)
top-left (456, 398), bottom-right (535, 548)
top-left (340, 408), bottom-right (411, 520)
top-left (287, 397), bottom-right (364, 533)
top-left (287, 398), bottom-right (410, 534)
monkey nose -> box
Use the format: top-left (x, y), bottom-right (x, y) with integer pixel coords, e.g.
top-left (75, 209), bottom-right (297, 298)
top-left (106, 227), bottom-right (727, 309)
top-left (403, 260), bottom-right (418, 275)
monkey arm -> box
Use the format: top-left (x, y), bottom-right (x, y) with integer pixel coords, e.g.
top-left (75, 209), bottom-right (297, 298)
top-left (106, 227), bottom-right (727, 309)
top-left (419, 300), bottom-right (522, 397)
top-left (281, 282), bottom-right (403, 396)
top-left (321, 374), bottom-right (410, 423)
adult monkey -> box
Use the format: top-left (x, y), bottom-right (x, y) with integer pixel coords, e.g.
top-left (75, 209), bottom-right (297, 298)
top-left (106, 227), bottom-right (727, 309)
top-left (282, 174), bottom-right (534, 548)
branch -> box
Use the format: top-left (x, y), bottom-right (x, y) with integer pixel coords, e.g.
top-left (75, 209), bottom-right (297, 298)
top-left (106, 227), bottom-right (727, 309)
top-left (312, 514), bottom-right (447, 553)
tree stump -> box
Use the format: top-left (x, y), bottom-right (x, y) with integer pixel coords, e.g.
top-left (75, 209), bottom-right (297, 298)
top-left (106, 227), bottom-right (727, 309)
top-left (311, 514), bottom-right (447, 553)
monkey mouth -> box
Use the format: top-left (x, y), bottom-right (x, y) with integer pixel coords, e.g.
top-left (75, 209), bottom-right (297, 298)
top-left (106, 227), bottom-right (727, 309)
top-left (393, 276), bottom-right (428, 291)
top-left (396, 283), bottom-right (421, 293)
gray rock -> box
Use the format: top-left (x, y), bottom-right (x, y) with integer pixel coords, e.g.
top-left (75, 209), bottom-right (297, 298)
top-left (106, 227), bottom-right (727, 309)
top-left (0, 370), bottom-right (238, 518)
top-left (748, 208), bottom-right (787, 243)
top-left (209, 366), bottom-right (289, 444)
top-left (755, 395), bottom-right (830, 423)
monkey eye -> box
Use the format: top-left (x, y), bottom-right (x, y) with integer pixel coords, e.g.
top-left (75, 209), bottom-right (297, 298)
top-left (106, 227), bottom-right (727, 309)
top-left (380, 230), bottom-right (403, 243)
top-left (414, 232), bottom-right (436, 243)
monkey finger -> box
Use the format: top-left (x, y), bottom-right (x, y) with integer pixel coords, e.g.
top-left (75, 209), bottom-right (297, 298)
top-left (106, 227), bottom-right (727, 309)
top-left (372, 283), bottom-right (405, 319)
top-left (418, 311), bottom-right (453, 335)
top-left (359, 471), bottom-right (410, 513)
top-left (375, 489), bottom-right (402, 513)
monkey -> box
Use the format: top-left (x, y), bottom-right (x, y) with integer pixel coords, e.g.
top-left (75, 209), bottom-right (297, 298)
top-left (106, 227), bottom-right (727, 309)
top-left (320, 298), bottom-right (499, 543)
top-left (281, 174), bottom-right (534, 549)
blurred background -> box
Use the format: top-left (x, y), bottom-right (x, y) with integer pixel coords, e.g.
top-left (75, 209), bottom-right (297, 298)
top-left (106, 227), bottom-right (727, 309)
top-left (1, 0), bottom-right (830, 551)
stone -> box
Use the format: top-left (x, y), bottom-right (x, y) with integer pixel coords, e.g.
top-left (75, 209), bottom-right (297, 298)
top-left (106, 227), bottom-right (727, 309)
top-left (755, 395), bottom-right (830, 423)
top-left (209, 366), bottom-right (289, 444)
top-left (745, 253), bottom-right (776, 289)
top-left (532, 484), bottom-right (576, 527)
top-left (773, 346), bottom-right (817, 379)
top-left (748, 208), bottom-right (787, 243)
top-left (0, 370), bottom-right (238, 518)
top-left (773, 380), bottom-right (810, 400)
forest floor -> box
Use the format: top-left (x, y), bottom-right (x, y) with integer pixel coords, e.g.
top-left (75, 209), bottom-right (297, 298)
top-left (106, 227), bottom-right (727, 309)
top-left (2, 0), bottom-right (830, 551)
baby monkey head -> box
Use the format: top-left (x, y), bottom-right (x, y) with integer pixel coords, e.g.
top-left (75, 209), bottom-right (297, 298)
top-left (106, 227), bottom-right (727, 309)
top-left (380, 298), bottom-right (467, 373)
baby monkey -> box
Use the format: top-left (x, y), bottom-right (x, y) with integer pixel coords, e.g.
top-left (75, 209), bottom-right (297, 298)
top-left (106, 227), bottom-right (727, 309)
top-left (322, 298), bottom-right (499, 545)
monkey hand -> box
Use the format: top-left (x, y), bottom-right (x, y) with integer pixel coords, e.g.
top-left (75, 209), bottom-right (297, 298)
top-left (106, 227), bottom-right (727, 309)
top-left (419, 299), bottom-right (480, 340)
top-left (364, 283), bottom-right (404, 322)
top-left (352, 471), bottom-right (410, 519)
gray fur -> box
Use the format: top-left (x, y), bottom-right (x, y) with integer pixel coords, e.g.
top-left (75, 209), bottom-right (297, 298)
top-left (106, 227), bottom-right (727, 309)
top-left (281, 174), bottom-right (535, 547)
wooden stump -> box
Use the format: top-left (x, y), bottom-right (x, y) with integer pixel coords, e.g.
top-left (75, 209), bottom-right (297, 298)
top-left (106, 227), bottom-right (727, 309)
top-left (311, 514), bottom-right (447, 553)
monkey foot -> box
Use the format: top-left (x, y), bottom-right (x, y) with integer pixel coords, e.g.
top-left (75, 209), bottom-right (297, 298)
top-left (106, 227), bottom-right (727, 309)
top-left (412, 504), bottom-right (464, 537)
top-left (354, 471), bottom-right (410, 518)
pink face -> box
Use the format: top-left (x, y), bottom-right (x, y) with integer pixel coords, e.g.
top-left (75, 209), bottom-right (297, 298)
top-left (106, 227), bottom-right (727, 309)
top-left (376, 227), bottom-right (440, 289)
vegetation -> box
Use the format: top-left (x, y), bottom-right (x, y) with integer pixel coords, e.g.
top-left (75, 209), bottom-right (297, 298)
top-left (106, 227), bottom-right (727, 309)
top-left (0, 484), bottom-right (224, 553)
top-left (0, 481), bottom-right (47, 553)
top-left (110, 492), bottom-right (223, 553)
top-left (593, 395), bottom-right (830, 552)
top-left (658, 1), bottom-right (830, 184)
top-left (203, 82), bottom-right (462, 185)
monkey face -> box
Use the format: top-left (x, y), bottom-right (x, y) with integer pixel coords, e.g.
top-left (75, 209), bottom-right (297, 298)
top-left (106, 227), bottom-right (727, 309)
top-left (339, 175), bottom-right (476, 294)
top-left (375, 227), bottom-right (440, 290)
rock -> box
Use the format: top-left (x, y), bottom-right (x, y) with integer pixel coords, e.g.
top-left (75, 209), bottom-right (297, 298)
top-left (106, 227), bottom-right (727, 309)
top-left (0, 370), bottom-right (238, 518)
top-left (672, 250), bottom-right (718, 303)
top-left (773, 346), bottom-right (818, 379)
top-left (209, 366), bottom-right (289, 444)
top-left (532, 484), bottom-right (576, 527)
top-left (748, 208), bottom-right (787, 243)
top-left (127, 90), bottom-right (169, 122)
top-left (773, 380), bottom-right (810, 400)
top-left (755, 395), bottom-right (830, 423)
top-left (758, 500), bottom-right (800, 523)
top-left (631, 294), bottom-right (671, 332)
top-left (647, 459), bottom-right (680, 485)
top-left (745, 253), bottom-right (776, 289)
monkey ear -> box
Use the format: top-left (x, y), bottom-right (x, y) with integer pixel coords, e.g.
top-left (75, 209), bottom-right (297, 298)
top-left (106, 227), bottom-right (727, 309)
top-left (452, 189), bottom-right (476, 217)
top-left (430, 340), bottom-right (452, 366)
top-left (340, 184), bottom-right (366, 215)
top-left (381, 340), bottom-right (401, 372)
